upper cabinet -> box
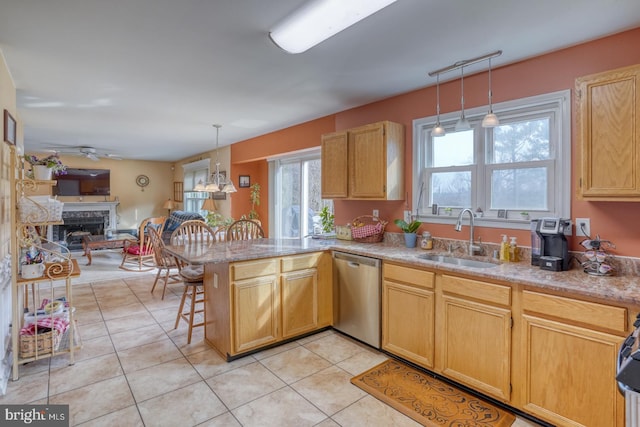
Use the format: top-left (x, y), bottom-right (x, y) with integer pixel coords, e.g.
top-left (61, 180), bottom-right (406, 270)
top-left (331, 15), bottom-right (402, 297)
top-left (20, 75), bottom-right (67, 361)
top-left (321, 121), bottom-right (404, 200)
top-left (576, 64), bottom-right (640, 200)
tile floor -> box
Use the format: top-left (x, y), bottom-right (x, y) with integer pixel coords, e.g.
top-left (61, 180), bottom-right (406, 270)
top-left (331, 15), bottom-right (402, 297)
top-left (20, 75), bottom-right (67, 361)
top-left (2, 273), bottom-right (541, 426)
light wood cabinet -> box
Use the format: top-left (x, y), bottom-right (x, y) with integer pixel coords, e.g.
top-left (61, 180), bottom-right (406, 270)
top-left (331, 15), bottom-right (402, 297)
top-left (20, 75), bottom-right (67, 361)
top-left (439, 275), bottom-right (512, 402)
top-left (382, 263), bottom-right (435, 368)
top-left (207, 252), bottom-right (332, 359)
top-left (576, 63), bottom-right (640, 200)
top-left (321, 121), bottom-right (404, 200)
top-left (520, 291), bottom-right (626, 427)
top-left (321, 131), bottom-right (348, 198)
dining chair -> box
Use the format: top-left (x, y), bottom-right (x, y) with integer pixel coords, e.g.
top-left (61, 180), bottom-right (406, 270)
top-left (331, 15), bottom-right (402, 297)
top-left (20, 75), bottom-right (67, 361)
top-left (169, 220), bottom-right (216, 343)
top-left (225, 219), bottom-right (265, 241)
top-left (147, 227), bottom-right (180, 300)
top-left (119, 216), bottom-right (166, 271)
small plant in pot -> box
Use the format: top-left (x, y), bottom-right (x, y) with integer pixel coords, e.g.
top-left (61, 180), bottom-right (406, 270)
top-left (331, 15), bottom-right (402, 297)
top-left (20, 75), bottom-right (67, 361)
top-left (394, 218), bottom-right (422, 248)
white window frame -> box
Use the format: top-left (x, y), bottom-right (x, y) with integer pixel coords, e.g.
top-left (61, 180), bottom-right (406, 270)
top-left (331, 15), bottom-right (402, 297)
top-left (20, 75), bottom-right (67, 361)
top-left (413, 90), bottom-right (571, 230)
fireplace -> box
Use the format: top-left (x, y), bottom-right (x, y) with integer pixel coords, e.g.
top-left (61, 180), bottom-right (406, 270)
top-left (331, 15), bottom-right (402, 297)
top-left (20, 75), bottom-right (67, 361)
top-left (48, 202), bottom-right (119, 251)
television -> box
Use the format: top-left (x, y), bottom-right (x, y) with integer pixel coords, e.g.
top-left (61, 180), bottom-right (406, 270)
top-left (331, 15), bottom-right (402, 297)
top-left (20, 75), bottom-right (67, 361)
top-left (53, 168), bottom-right (111, 196)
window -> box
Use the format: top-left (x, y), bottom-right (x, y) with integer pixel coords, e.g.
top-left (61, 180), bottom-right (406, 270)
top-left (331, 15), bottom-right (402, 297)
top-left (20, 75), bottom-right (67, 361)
top-left (268, 148), bottom-right (333, 239)
top-left (182, 159), bottom-right (210, 215)
top-left (413, 90), bottom-right (570, 228)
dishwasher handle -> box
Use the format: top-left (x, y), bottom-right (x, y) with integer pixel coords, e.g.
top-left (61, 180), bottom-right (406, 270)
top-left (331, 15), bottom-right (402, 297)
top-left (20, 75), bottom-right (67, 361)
top-left (333, 251), bottom-right (380, 268)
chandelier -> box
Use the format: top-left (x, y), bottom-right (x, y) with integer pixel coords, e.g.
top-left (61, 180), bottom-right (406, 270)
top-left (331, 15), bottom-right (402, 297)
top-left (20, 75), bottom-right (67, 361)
top-left (194, 124), bottom-right (237, 193)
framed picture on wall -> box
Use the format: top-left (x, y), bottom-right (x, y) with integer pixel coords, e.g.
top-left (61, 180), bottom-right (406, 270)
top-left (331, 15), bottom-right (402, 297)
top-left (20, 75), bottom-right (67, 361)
top-left (239, 175), bottom-right (250, 188)
top-left (173, 181), bottom-right (183, 202)
top-left (4, 110), bottom-right (16, 145)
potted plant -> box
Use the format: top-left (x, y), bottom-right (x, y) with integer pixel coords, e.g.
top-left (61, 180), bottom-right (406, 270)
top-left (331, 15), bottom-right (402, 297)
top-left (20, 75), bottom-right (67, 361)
top-left (443, 207), bottom-right (453, 216)
top-left (319, 205), bottom-right (335, 234)
top-left (394, 218), bottom-right (422, 248)
top-left (520, 211), bottom-right (529, 220)
top-left (24, 154), bottom-right (67, 180)
top-left (248, 183), bottom-right (261, 220)
top-left (206, 212), bottom-right (234, 230)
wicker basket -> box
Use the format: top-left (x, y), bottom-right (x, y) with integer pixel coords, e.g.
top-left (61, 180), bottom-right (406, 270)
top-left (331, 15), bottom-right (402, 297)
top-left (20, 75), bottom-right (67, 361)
top-left (350, 215), bottom-right (388, 243)
top-left (20, 329), bottom-right (62, 358)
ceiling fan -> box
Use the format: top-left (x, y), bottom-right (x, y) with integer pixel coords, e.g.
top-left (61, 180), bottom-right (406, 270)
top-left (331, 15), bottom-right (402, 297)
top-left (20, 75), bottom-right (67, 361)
top-left (45, 146), bottom-right (123, 161)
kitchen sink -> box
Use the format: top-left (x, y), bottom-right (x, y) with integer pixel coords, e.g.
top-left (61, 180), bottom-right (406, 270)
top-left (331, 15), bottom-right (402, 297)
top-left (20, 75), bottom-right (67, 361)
top-left (416, 253), bottom-right (498, 269)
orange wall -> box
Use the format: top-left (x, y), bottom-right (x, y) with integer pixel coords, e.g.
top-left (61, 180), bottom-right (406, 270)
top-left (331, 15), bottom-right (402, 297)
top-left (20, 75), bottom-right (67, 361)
top-left (231, 27), bottom-right (640, 257)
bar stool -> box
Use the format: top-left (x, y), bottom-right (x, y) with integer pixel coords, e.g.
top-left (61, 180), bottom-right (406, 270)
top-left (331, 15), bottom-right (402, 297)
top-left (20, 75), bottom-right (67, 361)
top-left (170, 220), bottom-right (215, 343)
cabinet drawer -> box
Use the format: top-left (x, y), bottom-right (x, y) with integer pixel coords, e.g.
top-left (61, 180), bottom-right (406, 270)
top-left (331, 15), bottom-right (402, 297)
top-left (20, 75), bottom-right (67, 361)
top-left (442, 275), bottom-right (510, 306)
top-left (383, 263), bottom-right (434, 289)
top-left (523, 290), bottom-right (627, 332)
top-left (281, 253), bottom-right (321, 272)
top-left (231, 258), bottom-right (278, 281)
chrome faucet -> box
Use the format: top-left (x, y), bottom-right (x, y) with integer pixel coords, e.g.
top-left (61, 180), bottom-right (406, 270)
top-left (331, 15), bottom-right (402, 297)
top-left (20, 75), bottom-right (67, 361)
top-left (455, 208), bottom-right (481, 255)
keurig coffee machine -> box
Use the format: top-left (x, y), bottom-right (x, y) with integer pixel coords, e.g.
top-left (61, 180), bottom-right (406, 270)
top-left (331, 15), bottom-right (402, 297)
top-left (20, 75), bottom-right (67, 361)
top-left (537, 217), bottom-right (570, 271)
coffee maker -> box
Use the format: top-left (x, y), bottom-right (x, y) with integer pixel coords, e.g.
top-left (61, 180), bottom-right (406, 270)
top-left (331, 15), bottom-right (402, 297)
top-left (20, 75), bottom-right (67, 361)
top-left (533, 217), bottom-right (570, 271)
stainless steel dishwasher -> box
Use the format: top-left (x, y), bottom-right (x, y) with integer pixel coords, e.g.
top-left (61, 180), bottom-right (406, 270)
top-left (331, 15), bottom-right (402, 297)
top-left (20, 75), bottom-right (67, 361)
top-left (333, 251), bottom-right (381, 348)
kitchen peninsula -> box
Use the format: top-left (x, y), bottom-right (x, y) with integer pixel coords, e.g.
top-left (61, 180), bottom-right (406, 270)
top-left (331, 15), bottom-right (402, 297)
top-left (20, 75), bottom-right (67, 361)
top-left (165, 237), bottom-right (640, 427)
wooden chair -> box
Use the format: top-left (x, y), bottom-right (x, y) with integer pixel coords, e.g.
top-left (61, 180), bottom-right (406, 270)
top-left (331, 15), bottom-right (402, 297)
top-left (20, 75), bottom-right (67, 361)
top-left (119, 216), bottom-right (166, 271)
top-left (225, 219), bottom-right (265, 241)
top-left (147, 227), bottom-right (180, 300)
top-left (170, 220), bottom-right (216, 343)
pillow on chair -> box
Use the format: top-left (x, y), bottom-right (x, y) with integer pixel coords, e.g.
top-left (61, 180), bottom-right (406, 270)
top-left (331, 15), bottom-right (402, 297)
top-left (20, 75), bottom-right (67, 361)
top-left (180, 264), bottom-right (204, 282)
top-left (125, 245), bottom-right (153, 255)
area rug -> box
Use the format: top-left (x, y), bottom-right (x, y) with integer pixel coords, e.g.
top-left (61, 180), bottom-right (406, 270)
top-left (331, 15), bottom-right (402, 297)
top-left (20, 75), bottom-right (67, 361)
top-left (351, 359), bottom-right (515, 427)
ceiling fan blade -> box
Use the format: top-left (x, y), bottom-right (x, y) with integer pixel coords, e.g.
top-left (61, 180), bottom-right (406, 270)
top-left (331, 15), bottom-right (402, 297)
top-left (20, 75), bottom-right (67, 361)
top-left (85, 153), bottom-right (100, 161)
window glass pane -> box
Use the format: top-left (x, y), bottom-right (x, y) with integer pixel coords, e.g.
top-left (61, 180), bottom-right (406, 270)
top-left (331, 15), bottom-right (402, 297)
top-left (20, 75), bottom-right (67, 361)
top-left (490, 167), bottom-right (547, 210)
top-left (280, 162), bottom-right (302, 238)
top-left (433, 130), bottom-right (474, 166)
top-left (183, 191), bottom-right (208, 216)
top-left (431, 171), bottom-right (471, 207)
top-left (492, 118), bottom-right (550, 163)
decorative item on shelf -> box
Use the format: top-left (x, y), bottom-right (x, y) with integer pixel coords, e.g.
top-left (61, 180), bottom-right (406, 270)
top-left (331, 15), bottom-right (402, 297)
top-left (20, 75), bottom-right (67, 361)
top-left (351, 215), bottom-right (388, 243)
top-left (194, 124), bottom-right (237, 194)
top-left (23, 154), bottom-right (67, 180)
top-left (580, 235), bottom-right (616, 276)
top-left (443, 207), bottom-right (453, 216)
top-left (520, 212), bottom-right (529, 220)
top-left (394, 218), bottom-right (422, 248)
top-left (475, 207), bottom-right (484, 218)
top-left (20, 246), bottom-right (45, 279)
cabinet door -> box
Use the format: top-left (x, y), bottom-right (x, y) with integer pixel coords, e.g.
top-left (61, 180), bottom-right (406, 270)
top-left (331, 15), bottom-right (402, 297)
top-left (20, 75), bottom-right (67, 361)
top-left (522, 315), bottom-right (624, 427)
top-left (440, 275), bottom-right (512, 402)
top-left (576, 64), bottom-right (640, 199)
top-left (382, 280), bottom-right (435, 368)
top-left (281, 268), bottom-right (318, 339)
top-left (321, 131), bottom-right (348, 198)
top-left (232, 275), bottom-right (279, 354)
top-left (348, 123), bottom-right (387, 198)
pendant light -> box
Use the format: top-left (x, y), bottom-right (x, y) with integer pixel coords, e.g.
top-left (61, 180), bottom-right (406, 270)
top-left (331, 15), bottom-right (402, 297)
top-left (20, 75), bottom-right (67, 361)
top-left (432, 73), bottom-right (445, 137)
top-left (481, 57), bottom-right (499, 128)
top-left (198, 124), bottom-right (237, 194)
top-left (455, 66), bottom-right (471, 131)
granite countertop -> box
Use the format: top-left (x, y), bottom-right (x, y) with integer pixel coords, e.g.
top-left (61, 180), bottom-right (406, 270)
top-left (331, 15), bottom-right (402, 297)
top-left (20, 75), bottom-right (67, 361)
top-left (164, 238), bottom-right (640, 307)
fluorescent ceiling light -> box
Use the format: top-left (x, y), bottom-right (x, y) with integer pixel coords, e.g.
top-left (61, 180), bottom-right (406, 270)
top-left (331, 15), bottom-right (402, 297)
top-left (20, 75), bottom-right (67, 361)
top-left (269, 0), bottom-right (397, 54)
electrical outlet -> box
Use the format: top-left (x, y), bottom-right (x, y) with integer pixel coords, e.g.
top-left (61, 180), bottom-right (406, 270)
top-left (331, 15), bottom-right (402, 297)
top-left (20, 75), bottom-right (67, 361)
top-left (575, 218), bottom-right (590, 237)
top-left (404, 210), bottom-right (412, 223)
top-left (372, 209), bottom-right (379, 219)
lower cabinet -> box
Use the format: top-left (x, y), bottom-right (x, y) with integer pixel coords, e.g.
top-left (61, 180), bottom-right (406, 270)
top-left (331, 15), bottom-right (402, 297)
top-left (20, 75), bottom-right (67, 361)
top-left (380, 261), bottom-right (630, 427)
top-left (224, 252), bottom-right (331, 357)
top-left (382, 263), bottom-right (435, 368)
top-left (439, 275), bottom-right (512, 402)
top-left (520, 291), bottom-right (626, 427)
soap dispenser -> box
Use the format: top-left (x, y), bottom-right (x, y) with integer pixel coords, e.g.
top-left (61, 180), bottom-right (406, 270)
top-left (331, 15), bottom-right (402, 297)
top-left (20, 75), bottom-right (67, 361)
top-left (499, 235), bottom-right (510, 262)
top-left (509, 236), bottom-right (519, 262)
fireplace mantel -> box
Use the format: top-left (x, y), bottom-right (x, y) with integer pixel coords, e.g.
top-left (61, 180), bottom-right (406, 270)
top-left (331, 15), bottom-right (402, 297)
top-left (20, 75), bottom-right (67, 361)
top-left (47, 202), bottom-right (120, 245)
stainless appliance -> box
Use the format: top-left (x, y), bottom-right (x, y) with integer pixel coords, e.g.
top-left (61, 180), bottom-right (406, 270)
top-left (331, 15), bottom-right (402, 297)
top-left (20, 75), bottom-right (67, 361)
top-left (333, 251), bottom-right (381, 348)
top-left (617, 313), bottom-right (640, 426)
top-left (536, 217), bottom-right (570, 271)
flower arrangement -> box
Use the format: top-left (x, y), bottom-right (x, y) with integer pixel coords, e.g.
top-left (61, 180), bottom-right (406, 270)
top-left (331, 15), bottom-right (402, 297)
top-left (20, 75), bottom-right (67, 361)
top-left (24, 154), bottom-right (67, 175)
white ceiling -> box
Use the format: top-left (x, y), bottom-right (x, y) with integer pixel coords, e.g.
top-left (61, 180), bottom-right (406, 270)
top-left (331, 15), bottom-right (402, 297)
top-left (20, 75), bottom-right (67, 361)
top-left (1, 0), bottom-right (639, 161)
